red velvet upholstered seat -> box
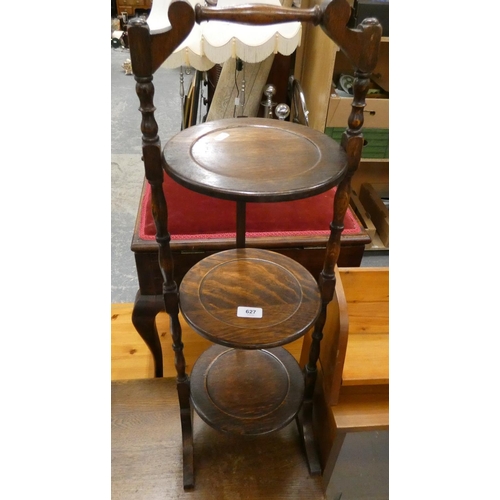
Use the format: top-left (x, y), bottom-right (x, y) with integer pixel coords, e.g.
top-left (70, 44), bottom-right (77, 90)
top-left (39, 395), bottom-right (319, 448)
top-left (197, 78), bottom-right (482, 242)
top-left (139, 173), bottom-right (363, 241)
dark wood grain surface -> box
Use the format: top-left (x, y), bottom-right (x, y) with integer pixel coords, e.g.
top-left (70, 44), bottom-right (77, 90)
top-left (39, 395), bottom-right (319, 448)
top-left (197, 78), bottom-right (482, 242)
top-left (179, 248), bottom-right (321, 348)
top-left (112, 378), bottom-right (325, 499)
top-left (190, 345), bottom-right (304, 435)
top-left (163, 118), bottom-right (348, 202)
top-left (125, 0), bottom-right (382, 490)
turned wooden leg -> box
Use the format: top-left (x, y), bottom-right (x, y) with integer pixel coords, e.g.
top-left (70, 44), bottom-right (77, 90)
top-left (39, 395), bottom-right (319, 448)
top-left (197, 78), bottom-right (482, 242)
top-left (298, 284), bottom-right (331, 476)
top-left (131, 291), bottom-right (164, 378)
top-left (163, 287), bottom-right (194, 490)
top-left (178, 379), bottom-right (194, 490)
top-left (296, 400), bottom-right (322, 475)
top-left (168, 303), bottom-right (193, 490)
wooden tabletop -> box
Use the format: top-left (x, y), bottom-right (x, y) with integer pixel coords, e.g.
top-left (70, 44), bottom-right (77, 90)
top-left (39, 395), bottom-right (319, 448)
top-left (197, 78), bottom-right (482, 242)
top-left (112, 377), bottom-right (326, 499)
top-left (163, 117), bottom-right (347, 202)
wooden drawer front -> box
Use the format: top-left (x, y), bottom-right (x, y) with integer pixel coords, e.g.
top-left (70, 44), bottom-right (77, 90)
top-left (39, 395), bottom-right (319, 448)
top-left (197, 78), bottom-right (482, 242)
top-left (117, 0), bottom-right (150, 9)
top-left (119, 0), bottom-right (144, 5)
top-left (117, 5), bottom-right (134, 15)
top-left (326, 97), bottom-right (388, 129)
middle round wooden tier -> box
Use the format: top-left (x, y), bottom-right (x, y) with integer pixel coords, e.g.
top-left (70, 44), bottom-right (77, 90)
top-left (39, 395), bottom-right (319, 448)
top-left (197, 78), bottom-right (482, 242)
top-left (163, 117), bottom-right (348, 202)
top-left (179, 248), bottom-right (321, 349)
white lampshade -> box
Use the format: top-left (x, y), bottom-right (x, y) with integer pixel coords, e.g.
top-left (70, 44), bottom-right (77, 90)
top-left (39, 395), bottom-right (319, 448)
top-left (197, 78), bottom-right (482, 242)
top-left (147, 0), bottom-right (302, 71)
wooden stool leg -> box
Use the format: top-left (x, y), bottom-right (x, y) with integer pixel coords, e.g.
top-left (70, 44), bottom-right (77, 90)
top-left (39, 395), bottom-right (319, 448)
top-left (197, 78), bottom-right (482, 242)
top-left (131, 292), bottom-right (164, 378)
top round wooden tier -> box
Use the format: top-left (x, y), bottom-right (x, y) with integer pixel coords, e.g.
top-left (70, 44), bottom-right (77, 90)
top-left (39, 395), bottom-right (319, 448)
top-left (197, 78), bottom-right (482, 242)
top-left (163, 117), bottom-right (348, 202)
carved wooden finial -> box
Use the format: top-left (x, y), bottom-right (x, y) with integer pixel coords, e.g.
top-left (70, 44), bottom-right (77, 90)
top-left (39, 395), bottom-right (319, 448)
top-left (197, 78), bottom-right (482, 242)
top-left (321, 0), bottom-right (382, 74)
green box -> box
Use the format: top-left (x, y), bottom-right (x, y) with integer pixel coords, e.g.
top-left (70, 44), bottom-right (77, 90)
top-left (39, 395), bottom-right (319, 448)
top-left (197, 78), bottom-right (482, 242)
top-left (325, 127), bottom-right (389, 159)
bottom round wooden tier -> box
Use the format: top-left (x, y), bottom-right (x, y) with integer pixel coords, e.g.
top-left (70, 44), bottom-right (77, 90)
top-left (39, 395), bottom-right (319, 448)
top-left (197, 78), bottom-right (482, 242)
top-left (190, 345), bottom-right (305, 435)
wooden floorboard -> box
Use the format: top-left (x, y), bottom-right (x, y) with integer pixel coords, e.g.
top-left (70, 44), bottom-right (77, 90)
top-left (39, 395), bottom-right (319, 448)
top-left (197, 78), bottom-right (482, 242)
top-left (112, 377), bottom-right (325, 499)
